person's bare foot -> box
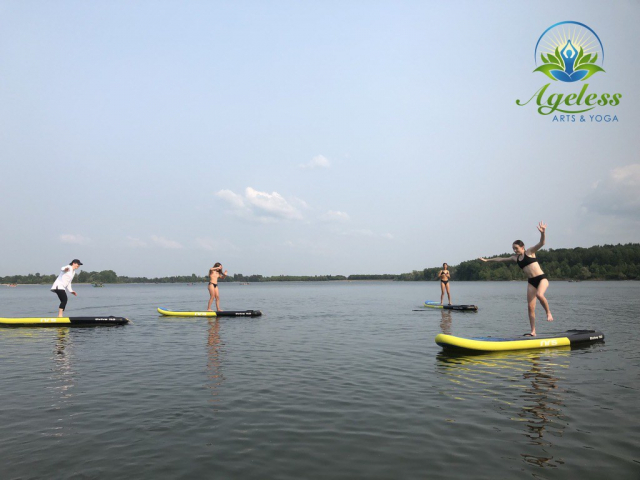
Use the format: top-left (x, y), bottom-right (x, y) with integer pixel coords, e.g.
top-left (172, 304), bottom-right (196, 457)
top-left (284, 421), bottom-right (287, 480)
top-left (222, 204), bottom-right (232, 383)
top-left (524, 332), bottom-right (536, 337)
top-left (207, 309), bottom-right (213, 312)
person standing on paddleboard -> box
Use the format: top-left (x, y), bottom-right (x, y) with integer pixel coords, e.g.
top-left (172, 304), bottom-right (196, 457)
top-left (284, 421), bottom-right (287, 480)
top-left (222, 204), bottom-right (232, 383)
top-left (437, 263), bottom-right (452, 305)
top-left (207, 263), bottom-right (228, 312)
top-left (51, 259), bottom-right (83, 317)
top-left (478, 222), bottom-right (553, 336)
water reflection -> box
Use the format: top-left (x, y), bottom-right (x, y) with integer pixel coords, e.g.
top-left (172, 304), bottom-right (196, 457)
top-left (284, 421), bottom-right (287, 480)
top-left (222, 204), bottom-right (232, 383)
top-left (53, 329), bottom-right (75, 392)
top-left (0, 328), bottom-right (77, 410)
top-left (439, 310), bottom-right (452, 335)
top-left (518, 353), bottom-right (566, 467)
top-left (206, 319), bottom-right (225, 406)
top-left (47, 328), bottom-right (76, 437)
top-left (436, 348), bottom-right (570, 468)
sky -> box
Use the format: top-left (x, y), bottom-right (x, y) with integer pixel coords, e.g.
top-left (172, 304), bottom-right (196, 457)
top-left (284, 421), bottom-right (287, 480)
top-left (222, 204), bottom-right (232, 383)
top-left (1, 1), bottom-right (639, 277)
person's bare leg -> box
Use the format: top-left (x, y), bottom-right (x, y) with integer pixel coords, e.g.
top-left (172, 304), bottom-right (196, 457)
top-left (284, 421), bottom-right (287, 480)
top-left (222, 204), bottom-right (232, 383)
top-left (440, 283), bottom-right (445, 305)
top-left (536, 279), bottom-right (553, 321)
top-left (446, 283), bottom-right (452, 305)
top-left (527, 284), bottom-right (537, 336)
top-left (207, 285), bottom-right (215, 311)
top-left (58, 308), bottom-right (64, 318)
top-left (215, 289), bottom-right (223, 311)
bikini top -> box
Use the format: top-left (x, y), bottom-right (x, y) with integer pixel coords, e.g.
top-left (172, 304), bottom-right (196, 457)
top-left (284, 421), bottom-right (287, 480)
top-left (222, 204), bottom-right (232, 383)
top-left (517, 253), bottom-right (539, 269)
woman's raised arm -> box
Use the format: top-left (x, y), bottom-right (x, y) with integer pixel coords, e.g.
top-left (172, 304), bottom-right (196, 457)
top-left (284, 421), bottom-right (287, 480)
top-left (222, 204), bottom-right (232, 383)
top-left (528, 221), bottom-right (547, 254)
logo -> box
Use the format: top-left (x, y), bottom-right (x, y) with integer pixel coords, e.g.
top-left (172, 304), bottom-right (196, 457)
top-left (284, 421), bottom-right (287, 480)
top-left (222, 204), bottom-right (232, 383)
top-left (516, 21), bottom-right (621, 120)
top-left (534, 21), bottom-right (605, 82)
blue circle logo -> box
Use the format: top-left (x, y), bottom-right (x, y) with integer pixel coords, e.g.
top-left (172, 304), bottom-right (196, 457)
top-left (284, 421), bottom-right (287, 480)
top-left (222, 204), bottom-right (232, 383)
top-left (533, 21), bottom-right (605, 82)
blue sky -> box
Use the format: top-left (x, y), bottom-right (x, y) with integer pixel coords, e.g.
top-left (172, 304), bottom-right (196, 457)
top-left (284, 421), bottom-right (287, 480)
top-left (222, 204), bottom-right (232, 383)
top-left (1, 1), bottom-right (639, 277)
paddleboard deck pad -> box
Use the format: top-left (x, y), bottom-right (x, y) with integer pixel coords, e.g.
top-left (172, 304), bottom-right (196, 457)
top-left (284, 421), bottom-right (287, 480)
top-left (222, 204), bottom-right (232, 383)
top-left (0, 316), bottom-right (129, 327)
top-left (425, 301), bottom-right (478, 311)
top-left (158, 307), bottom-right (262, 317)
top-left (435, 329), bottom-right (604, 352)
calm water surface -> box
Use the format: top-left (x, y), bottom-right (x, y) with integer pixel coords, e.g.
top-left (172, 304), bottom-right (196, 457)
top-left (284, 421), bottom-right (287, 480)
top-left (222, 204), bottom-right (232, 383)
top-left (1, 281), bottom-right (639, 479)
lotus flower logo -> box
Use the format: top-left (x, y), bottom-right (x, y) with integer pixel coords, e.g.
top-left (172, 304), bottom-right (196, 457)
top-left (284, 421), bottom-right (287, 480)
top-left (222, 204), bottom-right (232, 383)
top-left (534, 21), bottom-right (605, 82)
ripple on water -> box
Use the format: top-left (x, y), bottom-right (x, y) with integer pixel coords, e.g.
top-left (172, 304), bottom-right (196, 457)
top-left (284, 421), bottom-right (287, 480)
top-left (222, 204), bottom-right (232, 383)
top-left (1, 281), bottom-right (639, 479)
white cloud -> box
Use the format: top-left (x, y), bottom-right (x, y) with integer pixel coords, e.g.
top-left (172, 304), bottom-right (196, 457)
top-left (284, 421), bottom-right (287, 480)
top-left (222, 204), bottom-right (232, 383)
top-left (151, 235), bottom-right (183, 249)
top-left (125, 236), bottom-right (148, 248)
top-left (321, 210), bottom-right (350, 222)
top-left (59, 234), bottom-right (89, 245)
top-left (216, 187), bottom-right (304, 222)
top-left (611, 164), bottom-right (640, 185)
top-left (583, 164), bottom-right (640, 220)
top-left (216, 189), bottom-right (246, 209)
top-left (245, 187), bottom-right (303, 219)
top-left (300, 154), bottom-right (330, 169)
top-left (290, 197), bottom-right (310, 210)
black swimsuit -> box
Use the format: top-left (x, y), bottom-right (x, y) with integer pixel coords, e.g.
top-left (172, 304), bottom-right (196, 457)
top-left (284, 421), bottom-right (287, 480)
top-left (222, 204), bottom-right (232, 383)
top-left (517, 254), bottom-right (547, 288)
top-left (517, 253), bottom-right (538, 269)
top-left (209, 282), bottom-right (217, 287)
top-left (440, 271), bottom-right (449, 284)
top-left (527, 274), bottom-right (547, 289)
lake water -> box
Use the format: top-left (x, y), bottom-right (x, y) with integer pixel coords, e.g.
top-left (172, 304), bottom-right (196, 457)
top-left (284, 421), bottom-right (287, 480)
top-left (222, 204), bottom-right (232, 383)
top-left (1, 281), bottom-right (638, 479)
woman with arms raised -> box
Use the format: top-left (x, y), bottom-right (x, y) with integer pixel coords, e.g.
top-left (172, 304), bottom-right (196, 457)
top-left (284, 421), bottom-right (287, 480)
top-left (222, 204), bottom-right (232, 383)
top-left (479, 222), bottom-right (553, 336)
top-left (207, 263), bottom-right (228, 312)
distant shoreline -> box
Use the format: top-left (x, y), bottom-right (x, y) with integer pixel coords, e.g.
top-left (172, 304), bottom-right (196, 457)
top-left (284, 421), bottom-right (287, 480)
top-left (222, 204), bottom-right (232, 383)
top-left (3, 278), bottom-right (638, 287)
top-left (2, 243), bottom-right (639, 284)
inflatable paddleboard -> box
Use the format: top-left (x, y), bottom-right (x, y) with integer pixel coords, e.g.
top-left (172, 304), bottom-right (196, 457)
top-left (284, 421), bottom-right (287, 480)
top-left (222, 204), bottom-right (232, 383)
top-left (425, 301), bottom-right (478, 311)
top-left (435, 329), bottom-right (604, 352)
top-left (0, 316), bottom-right (129, 327)
top-left (157, 307), bottom-right (262, 317)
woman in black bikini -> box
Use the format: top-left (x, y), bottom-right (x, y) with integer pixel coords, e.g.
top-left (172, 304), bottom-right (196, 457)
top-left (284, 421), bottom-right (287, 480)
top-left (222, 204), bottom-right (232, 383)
top-left (207, 263), bottom-right (228, 312)
top-left (479, 222), bottom-right (553, 336)
top-left (437, 263), bottom-right (452, 305)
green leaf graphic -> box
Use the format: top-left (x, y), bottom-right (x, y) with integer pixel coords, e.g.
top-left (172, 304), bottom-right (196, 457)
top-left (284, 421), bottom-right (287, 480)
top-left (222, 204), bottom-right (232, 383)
top-left (575, 46), bottom-right (584, 67)
top-left (541, 53), bottom-right (549, 64)
top-left (546, 53), bottom-right (561, 66)
top-left (554, 46), bottom-right (565, 70)
top-left (576, 63), bottom-right (606, 81)
top-left (533, 63), bottom-right (560, 80)
top-left (580, 54), bottom-right (592, 66)
top-left (590, 53), bottom-right (598, 64)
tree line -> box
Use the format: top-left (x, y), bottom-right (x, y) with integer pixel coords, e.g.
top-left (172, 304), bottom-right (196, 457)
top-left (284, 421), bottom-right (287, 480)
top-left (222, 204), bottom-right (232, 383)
top-left (396, 243), bottom-right (640, 281)
top-left (0, 271), bottom-right (349, 284)
top-left (2, 243), bottom-right (639, 284)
